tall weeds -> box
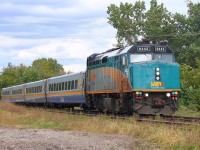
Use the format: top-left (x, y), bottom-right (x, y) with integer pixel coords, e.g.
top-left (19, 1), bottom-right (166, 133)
top-left (0, 101), bottom-right (199, 149)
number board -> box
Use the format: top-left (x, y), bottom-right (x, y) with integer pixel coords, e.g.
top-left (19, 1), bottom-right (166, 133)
top-left (137, 46), bottom-right (151, 52)
top-left (155, 46), bottom-right (166, 52)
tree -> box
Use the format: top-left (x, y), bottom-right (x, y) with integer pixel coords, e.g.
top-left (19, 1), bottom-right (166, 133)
top-left (180, 60), bottom-right (200, 110)
top-left (177, 44), bottom-right (200, 68)
top-left (107, 0), bottom-right (174, 46)
top-left (144, 0), bottom-right (174, 42)
top-left (107, 1), bottom-right (145, 46)
top-left (32, 58), bottom-right (65, 79)
top-left (1, 63), bottom-right (19, 87)
top-left (173, 1), bottom-right (200, 67)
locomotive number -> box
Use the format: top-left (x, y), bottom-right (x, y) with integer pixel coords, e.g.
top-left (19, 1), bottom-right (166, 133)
top-left (137, 46), bottom-right (150, 52)
top-left (155, 46), bottom-right (166, 52)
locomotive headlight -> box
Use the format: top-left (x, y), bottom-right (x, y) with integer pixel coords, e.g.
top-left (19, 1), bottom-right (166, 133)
top-left (175, 91), bottom-right (178, 95)
top-left (166, 93), bottom-right (171, 97)
top-left (156, 67), bottom-right (160, 71)
top-left (145, 93), bottom-right (149, 97)
top-left (156, 72), bottom-right (160, 75)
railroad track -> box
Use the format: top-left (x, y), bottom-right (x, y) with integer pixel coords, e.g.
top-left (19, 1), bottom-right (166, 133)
top-left (137, 115), bottom-right (200, 126)
top-left (26, 106), bottom-right (200, 126)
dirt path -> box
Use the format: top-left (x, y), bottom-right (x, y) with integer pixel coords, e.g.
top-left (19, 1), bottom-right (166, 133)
top-left (0, 127), bottom-right (161, 150)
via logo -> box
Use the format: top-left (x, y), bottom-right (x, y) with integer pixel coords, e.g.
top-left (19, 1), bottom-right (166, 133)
top-left (151, 82), bottom-right (164, 87)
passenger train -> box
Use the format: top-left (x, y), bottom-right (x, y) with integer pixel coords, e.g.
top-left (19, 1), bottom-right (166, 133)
top-left (2, 40), bottom-right (180, 115)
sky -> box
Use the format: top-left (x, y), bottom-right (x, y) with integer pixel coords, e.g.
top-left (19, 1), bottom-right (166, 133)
top-left (0, 0), bottom-right (199, 73)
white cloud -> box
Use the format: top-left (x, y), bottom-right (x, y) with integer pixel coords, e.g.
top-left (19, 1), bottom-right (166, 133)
top-left (0, 2), bottom-right (81, 17)
top-left (63, 64), bottom-right (86, 73)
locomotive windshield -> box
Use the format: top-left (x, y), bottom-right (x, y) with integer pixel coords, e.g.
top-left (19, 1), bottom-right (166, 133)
top-left (130, 54), bottom-right (152, 63)
top-left (153, 54), bottom-right (174, 62)
top-left (130, 53), bottom-right (174, 63)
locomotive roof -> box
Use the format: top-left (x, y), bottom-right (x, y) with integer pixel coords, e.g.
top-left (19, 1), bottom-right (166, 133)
top-left (87, 41), bottom-right (173, 62)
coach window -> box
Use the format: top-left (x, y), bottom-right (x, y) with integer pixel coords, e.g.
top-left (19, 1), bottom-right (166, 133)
top-left (65, 82), bottom-right (68, 90)
top-left (71, 80), bottom-right (74, 89)
top-left (55, 83), bottom-right (57, 91)
top-left (68, 81), bottom-right (71, 90)
top-left (54, 83), bottom-right (57, 91)
top-left (62, 82), bottom-right (64, 91)
top-left (53, 83), bottom-right (56, 91)
top-left (50, 84), bottom-right (52, 91)
top-left (75, 80), bottom-right (78, 89)
top-left (49, 84), bottom-right (51, 91)
top-left (39, 86), bottom-right (41, 92)
top-left (59, 83), bottom-right (62, 91)
top-left (56, 83), bottom-right (59, 91)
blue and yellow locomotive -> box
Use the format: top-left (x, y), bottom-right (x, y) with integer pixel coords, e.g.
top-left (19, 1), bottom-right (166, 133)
top-left (85, 40), bottom-right (180, 115)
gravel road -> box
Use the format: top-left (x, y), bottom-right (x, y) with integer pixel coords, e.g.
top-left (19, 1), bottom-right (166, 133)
top-left (0, 127), bottom-right (161, 150)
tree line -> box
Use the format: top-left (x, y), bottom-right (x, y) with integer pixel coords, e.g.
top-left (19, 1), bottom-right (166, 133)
top-left (0, 58), bottom-right (67, 92)
top-left (107, 0), bottom-right (200, 111)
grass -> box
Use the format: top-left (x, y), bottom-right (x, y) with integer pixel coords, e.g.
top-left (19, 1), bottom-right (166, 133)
top-left (174, 105), bottom-right (200, 117)
top-left (0, 101), bottom-right (199, 150)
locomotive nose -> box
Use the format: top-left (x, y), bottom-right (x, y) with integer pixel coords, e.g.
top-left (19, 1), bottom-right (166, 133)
top-left (131, 62), bottom-right (180, 90)
top-left (131, 61), bottom-right (180, 115)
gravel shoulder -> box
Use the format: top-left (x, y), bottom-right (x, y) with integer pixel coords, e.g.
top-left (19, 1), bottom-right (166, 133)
top-left (0, 126), bottom-right (161, 150)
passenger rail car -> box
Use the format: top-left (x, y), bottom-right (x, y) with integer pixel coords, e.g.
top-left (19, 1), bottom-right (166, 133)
top-left (2, 72), bottom-right (86, 108)
top-left (85, 40), bottom-right (180, 115)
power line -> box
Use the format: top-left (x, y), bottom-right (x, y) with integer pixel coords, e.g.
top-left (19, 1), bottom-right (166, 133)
top-left (146, 32), bottom-right (200, 38)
